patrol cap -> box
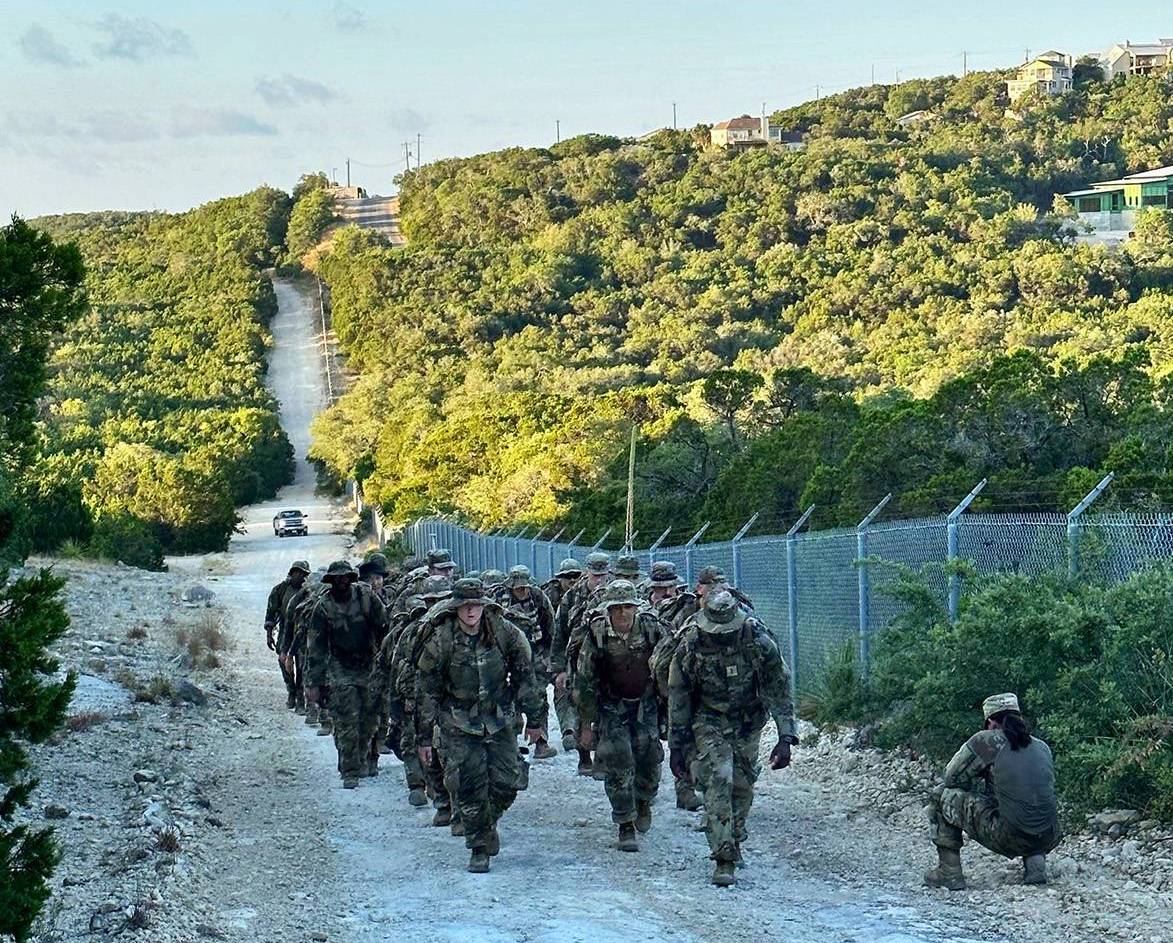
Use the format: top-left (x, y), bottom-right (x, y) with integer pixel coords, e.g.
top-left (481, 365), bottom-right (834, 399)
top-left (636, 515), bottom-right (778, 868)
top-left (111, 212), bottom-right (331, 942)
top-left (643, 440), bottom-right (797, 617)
top-left (982, 692), bottom-right (1021, 719)
top-left (505, 565), bottom-right (532, 589)
top-left (481, 568), bottom-right (506, 586)
top-left (611, 555), bottom-right (641, 578)
top-left (556, 558), bottom-right (584, 578)
top-left (288, 560), bottom-right (311, 575)
top-left (603, 579), bottom-right (640, 609)
top-left (402, 555), bottom-right (426, 572)
top-left (427, 549), bottom-right (458, 571)
top-left (451, 577), bottom-right (493, 607)
top-left (407, 565), bottom-right (429, 582)
top-left (703, 589), bottom-right (739, 624)
top-left (403, 594), bottom-right (427, 615)
top-left (697, 565), bottom-right (727, 586)
top-left (322, 560), bottom-right (357, 582)
top-left (585, 552), bottom-right (611, 574)
top-left (648, 561), bottom-right (678, 586)
top-left (358, 552), bottom-right (390, 577)
top-left (420, 576), bottom-right (452, 601)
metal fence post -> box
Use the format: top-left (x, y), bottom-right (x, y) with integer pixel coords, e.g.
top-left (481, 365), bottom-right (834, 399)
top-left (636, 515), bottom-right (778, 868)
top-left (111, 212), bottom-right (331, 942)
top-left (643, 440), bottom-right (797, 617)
top-left (546, 527), bottom-right (565, 581)
top-left (856, 493), bottom-right (892, 677)
top-left (590, 528), bottom-right (612, 552)
top-left (683, 521), bottom-right (711, 586)
top-left (531, 528), bottom-right (544, 575)
top-left (730, 512), bottom-right (760, 587)
top-left (1068, 472), bottom-right (1114, 577)
top-left (947, 479), bottom-right (987, 621)
top-left (785, 505), bottom-right (815, 693)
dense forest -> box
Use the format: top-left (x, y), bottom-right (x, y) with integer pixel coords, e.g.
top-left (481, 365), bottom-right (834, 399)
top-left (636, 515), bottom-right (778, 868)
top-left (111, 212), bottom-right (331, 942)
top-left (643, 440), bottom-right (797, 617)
top-left (310, 67), bottom-right (1173, 541)
top-left (26, 187), bottom-right (302, 568)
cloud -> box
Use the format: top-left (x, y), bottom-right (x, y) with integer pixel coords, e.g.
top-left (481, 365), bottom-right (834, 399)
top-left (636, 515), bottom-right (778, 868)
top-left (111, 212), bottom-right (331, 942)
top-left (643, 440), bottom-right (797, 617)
top-left (169, 107), bottom-right (278, 138)
top-left (388, 107), bottom-right (432, 132)
top-left (331, 2), bottom-right (368, 32)
top-left (18, 25), bottom-right (84, 68)
top-left (92, 14), bottom-right (193, 61)
top-left (1, 110), bottom-right (159, 146)
top-left (256, 74), bottom-right (338, 107)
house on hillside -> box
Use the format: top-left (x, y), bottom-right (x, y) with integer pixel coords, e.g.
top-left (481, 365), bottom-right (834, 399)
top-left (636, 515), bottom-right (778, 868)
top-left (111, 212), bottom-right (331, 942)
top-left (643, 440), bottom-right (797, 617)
top-left (895, 109), bottom-right (939, 127)
top-left (710, 114), bottom-right (803, 150)
top-left (1006, 52), bottom-right (1074, 100)
top-left (1102, 39), bottom-right (1173, 79)
top-left (1060, 165), bottom-right (1173, 243)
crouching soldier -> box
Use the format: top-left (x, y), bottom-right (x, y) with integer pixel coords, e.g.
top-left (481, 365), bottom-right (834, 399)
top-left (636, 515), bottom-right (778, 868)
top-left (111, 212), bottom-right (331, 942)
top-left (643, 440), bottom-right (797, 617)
top-left (576, 580), bottom-right (665, 853)
top-left (924, 692), bottom-right (1060, 890)
top-left (668, 590), bottom-right (797, 887)
top-left (304, 561), bottom-right (388, 789)
top-left (416, 578), bottom-right (546, 873)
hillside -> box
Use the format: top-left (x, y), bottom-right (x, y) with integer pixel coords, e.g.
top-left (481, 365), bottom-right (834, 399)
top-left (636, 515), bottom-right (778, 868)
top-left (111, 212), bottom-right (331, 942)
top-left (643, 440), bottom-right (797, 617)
top-left (310, 69), bottom-right (1173, 540)
top-left (28, 190), bottom-right (296, 567)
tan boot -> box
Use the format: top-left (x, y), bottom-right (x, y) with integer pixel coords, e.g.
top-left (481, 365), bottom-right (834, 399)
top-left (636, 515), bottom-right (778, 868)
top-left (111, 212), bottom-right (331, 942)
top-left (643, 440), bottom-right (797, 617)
top-left (712, 860), bottom-right (736, 887)
top-left (923, 847), bottom-right (966, 890)
top-left (617, 823), bottom-right (639, 852)
top-left (635, 800), bottom-right (652, 834)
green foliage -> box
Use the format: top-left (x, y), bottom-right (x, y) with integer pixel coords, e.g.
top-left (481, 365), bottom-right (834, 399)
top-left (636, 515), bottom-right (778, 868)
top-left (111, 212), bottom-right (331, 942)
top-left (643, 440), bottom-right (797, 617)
top-left (311, 69), bottom-right (1173, 539)
top-left (29, 190), bottom-right (296, 561)
top-left (285, 187), bottom-right (336, 264)
top-left (0, 568), bottom-right (75, 942)
top-left (852, 566), bottom-right (1173, 820)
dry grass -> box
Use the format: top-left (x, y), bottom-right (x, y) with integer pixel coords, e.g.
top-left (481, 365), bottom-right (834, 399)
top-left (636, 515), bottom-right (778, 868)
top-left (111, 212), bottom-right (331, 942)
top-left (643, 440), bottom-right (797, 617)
top-left (175, 612), bottom-right (229, 669)
top-left (155, 828), bottom-right (181, 853)
top-left (132, 675), bottom-right (174, 704)
top-left (126, 625), bottom-right (148, 640)
top-left (66, 711), bottom-right (107, 732)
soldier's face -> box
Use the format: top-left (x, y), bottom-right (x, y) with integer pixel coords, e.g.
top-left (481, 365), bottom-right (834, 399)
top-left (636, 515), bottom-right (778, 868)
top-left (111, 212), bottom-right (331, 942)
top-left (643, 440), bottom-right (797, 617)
top-left (609, 604), bottom-right (637, 633)
top-left (368, 574), bottom-right (384, 592)
top-left (289, 571), bottom-right (307, 588)
top-left (511, 585), bottom-right (530, 601)
top-left (329, 576), bottom-right (353, 599)
top-left (651, 585), bottom-right (676, 603)
top-left (457, 603), bottom-right (484, 630)
top-left (588, 572), bottom-right (608, 589)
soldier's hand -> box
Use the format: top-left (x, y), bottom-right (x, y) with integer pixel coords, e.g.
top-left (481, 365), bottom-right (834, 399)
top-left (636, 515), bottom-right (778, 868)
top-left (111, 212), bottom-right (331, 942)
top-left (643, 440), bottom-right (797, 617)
top-left (265, 628), bottom-right (277, 652)
top-left (578, 726), bottom-right (594, 750)
top-left (669, 748), bottom-right (688, 781)
top-left (769, 739), bottom-right (792, 770)
top-left (524, 727), bottom-right (544, 745)
top-left (304, 686), bottom-right (320, 705)
top-left (554, 671), bottom-right (568, 693)
top-left (418, 745), bottom-right (433, 766)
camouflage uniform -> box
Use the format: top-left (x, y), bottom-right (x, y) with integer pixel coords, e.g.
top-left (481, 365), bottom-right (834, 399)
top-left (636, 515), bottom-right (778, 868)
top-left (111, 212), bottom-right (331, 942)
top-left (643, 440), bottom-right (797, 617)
top-left (416, 579), bottom-right (547, 870)
top-left (264, 561), bottom-right (311, 707)
top-left (305, 561), bottom-right (388, 786)
top-left (668, 592), bottom-right (797, 879)
top-left (541, 558), bottom-right (583, 748)
top-left (372, 593), bottom-right (431, 801)
top-left (492, 565), bottom-right (557, 758)
top-left (288, 573), bottom-right (331, 727)
top-left (576, 581), bottom-right (665, 845)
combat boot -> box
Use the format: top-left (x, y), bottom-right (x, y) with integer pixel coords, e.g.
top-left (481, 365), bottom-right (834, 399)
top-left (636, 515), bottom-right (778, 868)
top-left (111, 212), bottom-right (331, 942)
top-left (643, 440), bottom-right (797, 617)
top-left (342, 777), bottom-right (359, 789)
top-left (304, 704), bottom-right (319, 725)
top-left (576, 749), bottom-right (593, 776)
top-left (294, 702), bottom-right (306, 716)
top-left (533, 739), bottom-right (557, 760)
top-left (635, 800), bottom-right (652, 834)
top-left (1023, 854), bottom-right (1048, 885)
top-left (468, 848), bottom-right (490, 873)
top-left (923, 847), bottom-right (966, 891)
top-left (561, 730), bottom-right (577, 752)
top-left (285, 692), bottom-right (297, 709)
top-left (432, 806), bottom-right (452, 827)
top-left (407, 787), bottom-right (428, 807)
top-left (451, 815), bottom-right (465, 837)
top-left (317, 712), bottom-right (333, 736)
top-left (516, 759), bottom-right (530, 791)
top-left (675, 781), bottom-right (704, 811)
top-left (712, 860), bottom-right (736, 887)
top-left (617, 823), bottom-right (639, 852)
top-left (488, 827), bottom-right (501, 857)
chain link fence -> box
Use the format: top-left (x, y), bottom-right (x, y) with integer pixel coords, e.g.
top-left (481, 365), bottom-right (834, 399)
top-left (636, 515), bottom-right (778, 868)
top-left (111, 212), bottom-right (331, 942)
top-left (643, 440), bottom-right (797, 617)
top-left (400, 487), bottom-right (1173, 694)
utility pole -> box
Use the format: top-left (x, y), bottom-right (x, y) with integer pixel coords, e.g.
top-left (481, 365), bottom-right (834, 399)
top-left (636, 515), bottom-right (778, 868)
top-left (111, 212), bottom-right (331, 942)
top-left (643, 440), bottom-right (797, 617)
top-left (556, 119), bottom-right (561, 143)
top-left (672, 101), bottom-right (677, 130)
top-left (895, 68), bottom-right (901, 84)
top-left (625, 425), bottom-right (638, 549)
top-left (403, 141), bottom-right (411, 172)
top-left (814, 84), bottom-right (821, 100)
top-left (871, 63), bottom-right (875, 85)
top-left (1024, 47), bottom-right (1031, 63)
top-left (417, 132), bottom-right (422, 168)
top-left (346, 158), bottom-right (350, 188)
top-left (962, 50), bottom-right (968, 76)
top-left (331, 166), bottom-right (338, 185)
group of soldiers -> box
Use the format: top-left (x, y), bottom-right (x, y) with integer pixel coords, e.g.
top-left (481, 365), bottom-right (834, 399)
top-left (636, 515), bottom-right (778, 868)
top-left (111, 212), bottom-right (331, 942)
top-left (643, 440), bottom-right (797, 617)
top-left (264, 547), bottom-right (797, 884)
top-left (266, 547), bottom-right (1062, 889)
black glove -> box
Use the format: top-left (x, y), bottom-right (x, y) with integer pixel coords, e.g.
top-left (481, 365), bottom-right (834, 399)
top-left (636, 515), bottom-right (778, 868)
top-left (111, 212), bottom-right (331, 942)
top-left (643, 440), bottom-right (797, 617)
top-left (670, 748), bottom-right (688, 781)
top-left (265, 628), bottom-right (276, 652)
top-left (769, 739), bottom-right (792, 770)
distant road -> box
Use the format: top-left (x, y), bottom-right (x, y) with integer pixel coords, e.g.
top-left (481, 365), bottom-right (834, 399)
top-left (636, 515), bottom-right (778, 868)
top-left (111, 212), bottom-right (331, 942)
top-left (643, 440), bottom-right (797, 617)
top-left (334, 194), bottom-right (404, 246)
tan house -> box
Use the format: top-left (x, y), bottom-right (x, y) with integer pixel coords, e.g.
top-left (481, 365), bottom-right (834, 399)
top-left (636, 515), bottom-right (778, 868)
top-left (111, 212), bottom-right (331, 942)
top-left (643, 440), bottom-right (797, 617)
top-left (710, 114), bottom-right (802, 150)
top-left (1006, 51), bottom-right (1074, 100)
top-left (1102, 40), bottom-right (1173, 79)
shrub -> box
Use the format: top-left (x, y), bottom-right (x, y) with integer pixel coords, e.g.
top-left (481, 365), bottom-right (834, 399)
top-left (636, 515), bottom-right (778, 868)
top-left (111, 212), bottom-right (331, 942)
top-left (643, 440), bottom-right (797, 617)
top-left (65, 711), bottom-right (106, 732)
top-left (88, 512), bottom-right (164, 571)
top-left (176, 613), bottom-right (228, 669)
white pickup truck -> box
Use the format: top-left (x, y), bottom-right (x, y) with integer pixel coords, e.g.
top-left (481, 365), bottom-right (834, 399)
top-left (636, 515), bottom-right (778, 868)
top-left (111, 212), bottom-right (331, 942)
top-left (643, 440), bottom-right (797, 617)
top-left (272, 509), bottom-right (308, 538)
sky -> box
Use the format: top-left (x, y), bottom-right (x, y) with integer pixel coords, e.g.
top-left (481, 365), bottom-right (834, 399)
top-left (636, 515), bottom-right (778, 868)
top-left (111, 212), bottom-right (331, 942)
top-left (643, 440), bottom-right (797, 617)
top-left (2, 1), bottom-right (1171, 218)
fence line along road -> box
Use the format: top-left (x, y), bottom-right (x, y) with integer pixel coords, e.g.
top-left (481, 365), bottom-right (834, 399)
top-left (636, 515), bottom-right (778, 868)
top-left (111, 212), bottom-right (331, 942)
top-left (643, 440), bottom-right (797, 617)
top-left (394, 474), bottom-right (1173, 694)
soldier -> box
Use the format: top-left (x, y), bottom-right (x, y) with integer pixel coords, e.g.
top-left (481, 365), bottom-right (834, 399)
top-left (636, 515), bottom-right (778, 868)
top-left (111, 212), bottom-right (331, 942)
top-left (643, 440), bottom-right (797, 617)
top-left (492, 565), bottom-right (558, 760)
top-left (541, 558), bottom-right (583, 749)
top-left (264, 561), bottom-right (311, 709)
top-left (304, 561), bottom-right (389, 789)
top-left (924, 693), bottom-right (1060, 891)
top-left (416, 578), bottom-right (547, 873)
top-left (427, 548), bottom-right (459, 578)
top-left (668, 590), bottom-right (797, 886)
top-left (645, 561), bottom-right (682, 610)
top-left (480, 568), bottom-right (506, 588)
top-left (576, 580), bottom-right (666, 853)
top-left (541, 557), bottom-right (583, 615)
top-left (358, 553), bottom-right (394, 762)
top-left (551, 551), bottom-right (611, 771)
top-left (659, 564), bottom-right (732, 629)
top-left (386, 555), bottom-right (425, 601)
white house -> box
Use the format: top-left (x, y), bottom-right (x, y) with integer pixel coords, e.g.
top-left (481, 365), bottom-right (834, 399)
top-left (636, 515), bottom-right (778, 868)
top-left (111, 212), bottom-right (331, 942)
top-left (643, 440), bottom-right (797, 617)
top-left (1102, 40), bottom-right (1173, 79)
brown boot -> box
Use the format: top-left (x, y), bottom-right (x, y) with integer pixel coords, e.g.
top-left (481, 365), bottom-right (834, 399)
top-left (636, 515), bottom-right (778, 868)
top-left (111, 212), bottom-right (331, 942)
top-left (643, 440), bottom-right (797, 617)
top-left (577, 749), bottom-right (593, 776)
top-left (635, 800), bottom-right (652, 834)
top-left (468, 848), bottom-right (490, 873)
top-left (407, 787), bottom-right (428, 807)
top-left (712, 860), bottom-right (736, 886)
top-left (617, 823), bottom-right (639, 852)
top-left (675, 780), bottom-right (703, 811)
top-left (923, 847), bottom-right (966, 890)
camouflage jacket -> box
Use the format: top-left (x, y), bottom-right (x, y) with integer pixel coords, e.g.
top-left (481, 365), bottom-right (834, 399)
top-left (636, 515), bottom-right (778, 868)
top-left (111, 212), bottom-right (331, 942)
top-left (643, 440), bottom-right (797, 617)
top-left (667, 612), bottom-right (796, 752)
top-left (264, 578), bottom-right (300, 632)
top-left (415, 608), bottom-right (546, 744)
top-left (304, 584), bottom-right (388, 687)
top-left (491, 584), bottom-right (555, 655)
top-left (575, 609), bottom-right (666, 727)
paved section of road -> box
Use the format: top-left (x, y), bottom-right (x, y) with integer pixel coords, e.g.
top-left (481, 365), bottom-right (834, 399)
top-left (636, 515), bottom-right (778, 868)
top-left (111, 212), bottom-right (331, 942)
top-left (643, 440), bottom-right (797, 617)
top-left (334, 195), bottom-right (404, 245)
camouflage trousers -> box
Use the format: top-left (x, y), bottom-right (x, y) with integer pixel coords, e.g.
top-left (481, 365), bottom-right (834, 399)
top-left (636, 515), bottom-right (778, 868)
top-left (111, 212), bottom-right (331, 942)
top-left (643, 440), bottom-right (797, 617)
top-left (693, 719), bottom-right (763, 862)
top-left (553, 684), bottom-right (579, 744)
top-left (328, 671), bottom-right (378, 780)
top-left (422, 721), bottom-right (452, 810)
top-left (930, 786), bottom-right (1062, 858)
top-left (595, 696), bottom-right (663, 824)
top-left (443, 724), bottom-right (520, 850)
top-left (397, 709), bottom-right (426, 791)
